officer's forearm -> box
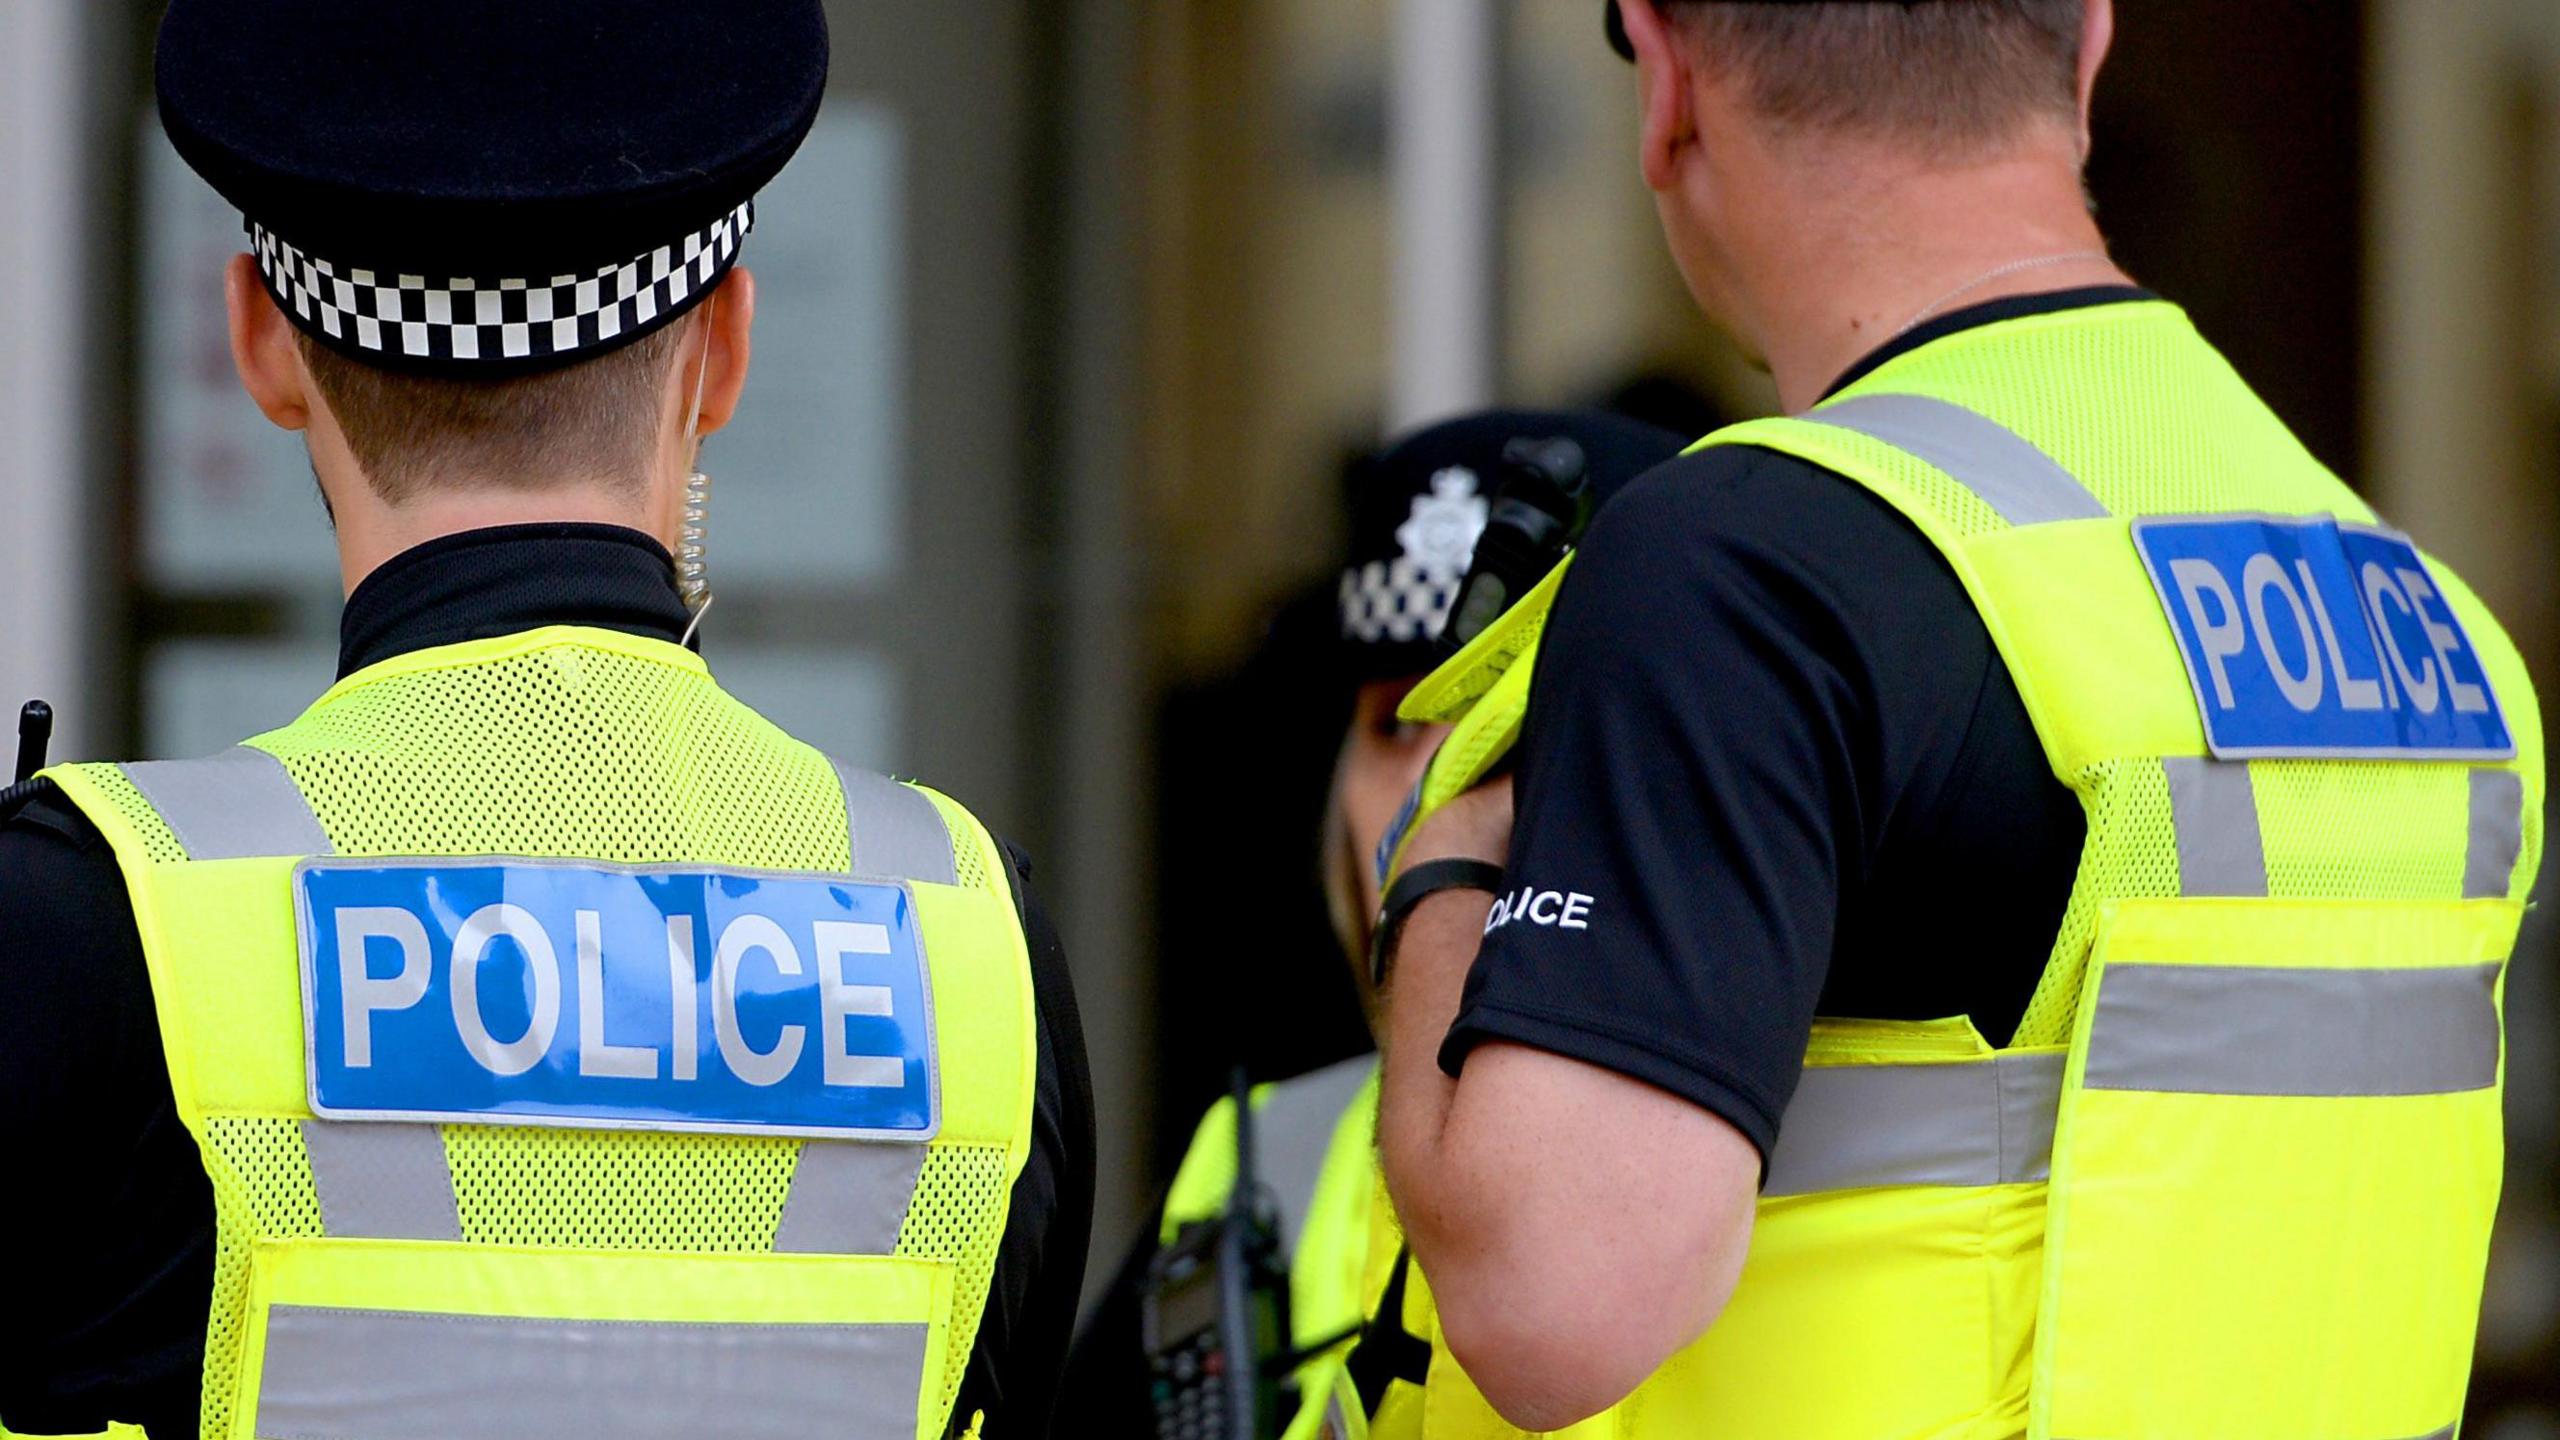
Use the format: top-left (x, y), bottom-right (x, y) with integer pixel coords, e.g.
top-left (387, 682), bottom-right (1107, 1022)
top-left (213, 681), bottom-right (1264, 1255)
top-left (1376, 890), bottom-right (1690, 1431)
top-left (1375, 891), bottom-right (1484, 1183)
top-left (1375, 889), bottom-right (1566, 1423)
top-left (1377, 885), bottom-right (1763, 1430)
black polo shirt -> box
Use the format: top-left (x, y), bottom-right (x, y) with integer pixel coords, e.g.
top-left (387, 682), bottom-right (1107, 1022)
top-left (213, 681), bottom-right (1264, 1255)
top-left (0, 524), bottom-right (1094, 1439)
top-left (1439, 289), bottom-right (2146, 1160)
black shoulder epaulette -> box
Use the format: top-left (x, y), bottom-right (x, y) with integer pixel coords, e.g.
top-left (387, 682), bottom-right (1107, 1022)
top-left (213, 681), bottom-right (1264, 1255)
top-left (0, 775), bottom-right (54, 826)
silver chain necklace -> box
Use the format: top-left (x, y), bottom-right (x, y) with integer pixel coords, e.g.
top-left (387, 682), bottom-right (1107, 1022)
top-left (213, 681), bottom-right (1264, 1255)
top-left (1891, 251), bottom-right (2113, 337)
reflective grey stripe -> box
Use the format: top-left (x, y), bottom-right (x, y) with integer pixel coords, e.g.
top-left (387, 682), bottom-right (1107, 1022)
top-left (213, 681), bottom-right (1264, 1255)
top-left (776, 765), bottom-right (941, 1253)
top-left (1804, 393), bottom-right (2110, 526)
top-left (119, 747), bottom-right (332, 860)
top-left (256, 1305), bottom-right (925, 1440)
top-left (2058, 1431), bottom-right (2454, 1440)
top-left (302, 1121), bottom-right (462, 1242)
top-left (1325, 1390), bottom-right (1355, 1440)
top-left (1256, 1055), bottom-right (1378, 1258)
top-left (2465, 768), bottom-right (2526, 899)
top-left (770, 1141), bottom-right (925, 1255)
top-left (2083, 962), bottom-right (2503, 1096)
top-left (829, 757), bottom-right (958, 886)
top-left (1762, 1051), bottom-right (2063, 1197)
top-left (2163, 756), bottom-right (2268, 897)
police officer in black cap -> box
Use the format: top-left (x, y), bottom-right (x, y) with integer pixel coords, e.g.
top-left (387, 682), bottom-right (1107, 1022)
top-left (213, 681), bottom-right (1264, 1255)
top-left (1060, 409), bottom-right (1684, 1440)
top-left (0, 5), bottom-right (1091, 1437)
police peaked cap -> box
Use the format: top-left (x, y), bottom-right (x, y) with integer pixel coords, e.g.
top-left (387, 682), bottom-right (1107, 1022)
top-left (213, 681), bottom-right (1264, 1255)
top-left (1337, 409), bottom-right (1685, 680)
top-left (156, 0), bottom-right (830, 376)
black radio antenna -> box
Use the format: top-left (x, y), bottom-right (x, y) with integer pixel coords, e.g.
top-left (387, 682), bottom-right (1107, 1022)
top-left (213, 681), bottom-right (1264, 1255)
top-left (14, 700), bottom-right (53, 785)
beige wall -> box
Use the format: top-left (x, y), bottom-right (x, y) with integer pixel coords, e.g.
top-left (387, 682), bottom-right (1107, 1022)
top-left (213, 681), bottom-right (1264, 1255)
top-left (2370, 0), bottom-right (2558, 1414)
top-left (2369, 0), bottom-right (2560, 664)
top-left (1135, 0), bottom-right (1760, 684)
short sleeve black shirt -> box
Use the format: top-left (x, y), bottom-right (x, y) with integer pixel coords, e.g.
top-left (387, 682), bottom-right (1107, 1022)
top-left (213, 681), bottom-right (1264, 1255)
top-left (1438, 291), bottom-right (2143, 1160)
top-left (0, 525), bottom-right (1094, 1439)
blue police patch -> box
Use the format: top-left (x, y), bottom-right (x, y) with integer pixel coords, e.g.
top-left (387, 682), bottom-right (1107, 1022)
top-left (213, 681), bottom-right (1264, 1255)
top-left (296, 860), bottom-right (938, 1139)
top-left (2133, 515), bottom-right (2512, 760)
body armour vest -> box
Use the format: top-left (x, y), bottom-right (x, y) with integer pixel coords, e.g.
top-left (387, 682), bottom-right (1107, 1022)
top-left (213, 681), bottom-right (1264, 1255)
top-left (40, 625), bottom-right (1038, 1440)
top-left (1389, 298), bottom-right (2544, 1439)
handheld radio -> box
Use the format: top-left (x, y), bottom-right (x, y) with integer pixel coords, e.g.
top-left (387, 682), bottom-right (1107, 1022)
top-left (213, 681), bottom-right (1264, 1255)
top-left (1439, 436), bottom-right (1593, 657)
top-left (1142, 1068), bottom-right (1296, 1440)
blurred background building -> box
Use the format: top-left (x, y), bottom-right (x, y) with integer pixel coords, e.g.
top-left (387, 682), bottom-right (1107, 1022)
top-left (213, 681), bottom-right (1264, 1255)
top-left (2, 1), bottom-right (2553, 1426)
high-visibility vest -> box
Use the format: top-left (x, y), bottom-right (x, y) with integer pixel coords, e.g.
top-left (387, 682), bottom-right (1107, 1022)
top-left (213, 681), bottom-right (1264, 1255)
top-left (35, 624), bottom-right (1037, 1440)
top-left (1159, 1056), bottom-right (1436, 1440)
top-left (1391, 298), bottom-right (2545, 1439)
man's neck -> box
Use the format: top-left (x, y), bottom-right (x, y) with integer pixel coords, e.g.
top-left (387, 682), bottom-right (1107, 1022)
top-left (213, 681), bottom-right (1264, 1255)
top-left (1724, 139), bottom-right (2130, 413)
top-left (330, 482), bottom-right (667, 598)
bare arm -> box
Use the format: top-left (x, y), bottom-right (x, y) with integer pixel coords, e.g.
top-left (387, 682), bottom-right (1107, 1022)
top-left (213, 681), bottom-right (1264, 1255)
top-left (1374, 782), bottom-right (1760, 1432)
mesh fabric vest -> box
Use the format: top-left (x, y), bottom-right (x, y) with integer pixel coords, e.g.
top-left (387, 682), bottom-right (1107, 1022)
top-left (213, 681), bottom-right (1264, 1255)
top-left (41, 625), bottom-right (1036, 1440)
top-left (1398, 299), bottom-right (2543, 1439)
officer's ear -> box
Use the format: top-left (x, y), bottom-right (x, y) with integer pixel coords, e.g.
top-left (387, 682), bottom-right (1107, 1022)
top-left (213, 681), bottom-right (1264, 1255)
top-left (2075, 0), bottom-right (2114, 160)
top-left (685, 267), bottom-right (756, 440)
top-left (1617, 0), bottom-right (1695, 195)
top-left (225, 253), bottom-right (311, 432)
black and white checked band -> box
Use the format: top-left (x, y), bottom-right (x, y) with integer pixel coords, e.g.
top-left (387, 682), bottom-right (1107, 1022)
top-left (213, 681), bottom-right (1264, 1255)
top-left (249, 202), bottom-right (753, 369)
top-left (1340, 557), bottom-right (1466, 645)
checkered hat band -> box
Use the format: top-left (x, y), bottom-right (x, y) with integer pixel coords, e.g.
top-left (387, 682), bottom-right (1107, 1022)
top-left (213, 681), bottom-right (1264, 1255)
top-left (1341, 557), bottom-right (1464, 646)
top-left (249, 203), bottom-right (753, 368)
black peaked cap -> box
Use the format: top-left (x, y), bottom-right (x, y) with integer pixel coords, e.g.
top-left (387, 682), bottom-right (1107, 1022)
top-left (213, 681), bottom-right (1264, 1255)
top-left (1338, 408), bottom-right (1688, 680)
top-left (157, 0), bottom-right (829, 373)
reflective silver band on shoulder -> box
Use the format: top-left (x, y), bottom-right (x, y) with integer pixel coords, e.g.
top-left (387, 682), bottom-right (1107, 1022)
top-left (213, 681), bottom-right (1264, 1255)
top-left (771, 1141), bottom-right (926, 1255)
top-left (1762, 1051), bottom-right (2063, 1198)
top-left (1254, 1054), bottom-right (1378, 1257)
top-left (2465, 768), bottom-right (2526, 900)
top-left (2163, 756), bottom-right (2269, 897)
top-left (829, 757), bottom-right (958, 887)
top-left (1803, 393), bottom-right (2110, 526)
top-left (302, 1121), bottom-right (462, 1242)
top-left (120, 747), bottom-right (333, 860)
top-left (2082, 961), bottom-right (2503, 1096)
top-left (255, 1305), bottom-right (927, 1440)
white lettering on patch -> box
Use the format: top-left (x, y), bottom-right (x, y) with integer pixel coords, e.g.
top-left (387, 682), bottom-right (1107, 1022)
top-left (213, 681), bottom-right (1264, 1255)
top-left (1485, 887), bottom-right (1596, 936)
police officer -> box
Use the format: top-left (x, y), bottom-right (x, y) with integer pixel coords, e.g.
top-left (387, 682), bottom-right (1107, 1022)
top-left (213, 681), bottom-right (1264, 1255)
top-left (1062, 410), bottom-right (1683, 1440)
top-left (0, 5), bottom-right (1091, 1438)
top-left (1372, 2), bottom-right (2543, 1436)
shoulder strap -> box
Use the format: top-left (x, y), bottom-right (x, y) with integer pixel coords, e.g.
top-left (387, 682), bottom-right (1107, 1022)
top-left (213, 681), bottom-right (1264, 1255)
top-left (825, 754), bottom-right (958, 886)
top-left (1255, 1054), bottom-right (1379, 1258)
top-left (121, 746), bottom-right (334, 860)
top-left (1799, 393), bottom-right (2107, 527)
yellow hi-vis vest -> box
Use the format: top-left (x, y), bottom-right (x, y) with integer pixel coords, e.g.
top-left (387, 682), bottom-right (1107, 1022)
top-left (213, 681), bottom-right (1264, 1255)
top-left (1390, 297), bottom-right (2545, 1439)
top-left (34, 625), bottom-right (1037, 1440)
top-left (1158, 1056), bottom-right (1436, 1440)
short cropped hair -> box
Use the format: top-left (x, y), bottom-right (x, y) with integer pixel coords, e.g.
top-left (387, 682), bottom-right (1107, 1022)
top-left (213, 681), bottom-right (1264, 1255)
top-left (295, 325), bottom-right (687, 503)
top-left (1664, 0), bottom-right (2086, 150)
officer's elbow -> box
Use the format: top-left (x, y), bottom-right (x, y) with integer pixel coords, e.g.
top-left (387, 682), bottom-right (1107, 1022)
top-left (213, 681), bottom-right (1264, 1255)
top-left (1435, 1294), bottom-right (1634, 1431)
top-left (1430, 1241), bottom-right (1747, 1432)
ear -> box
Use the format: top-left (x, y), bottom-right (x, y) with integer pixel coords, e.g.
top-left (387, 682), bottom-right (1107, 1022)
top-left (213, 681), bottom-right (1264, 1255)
top-left (2075, 0), bottom-right (2115, 156)
top-left (690, 266), bottom-right (756, 439)
top-left (225, 254), bottom-right (311, 431)
top-left (1618, 0), bottom-right (1695, 194)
